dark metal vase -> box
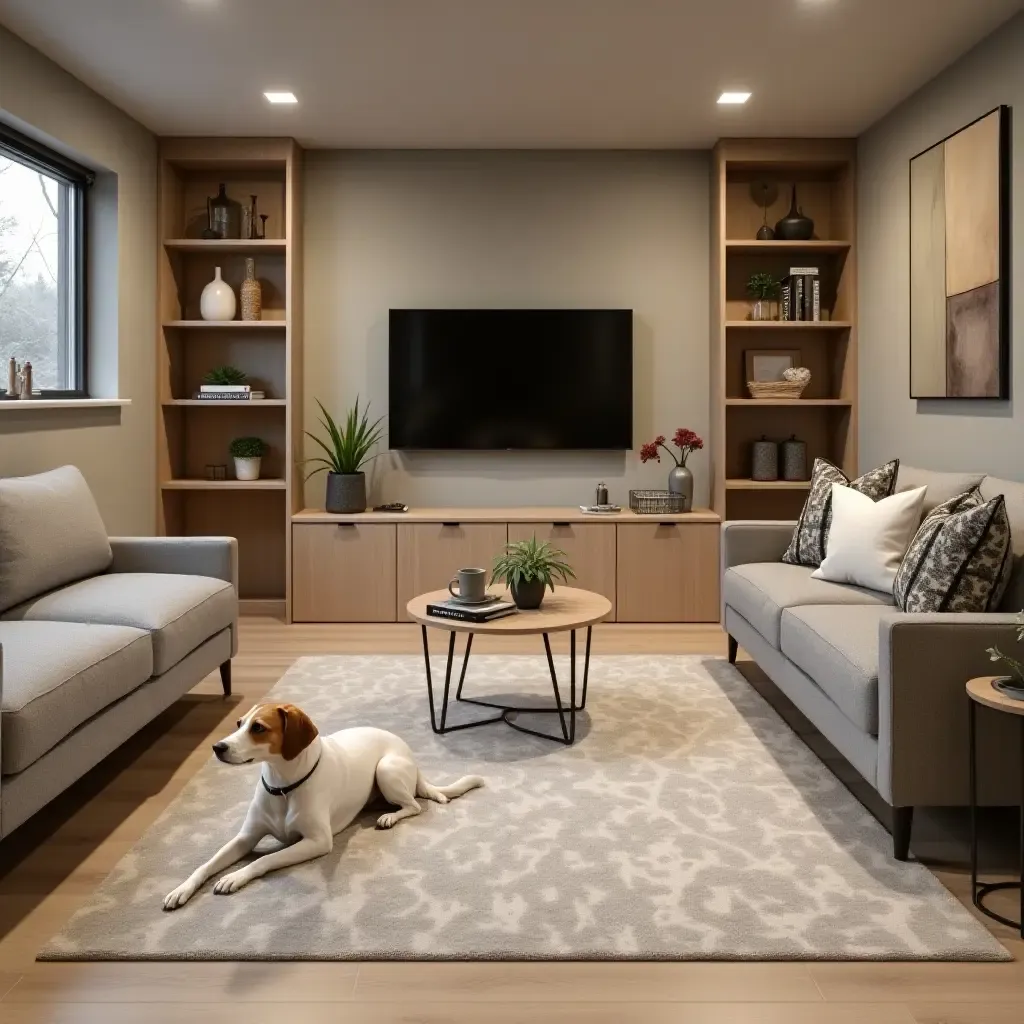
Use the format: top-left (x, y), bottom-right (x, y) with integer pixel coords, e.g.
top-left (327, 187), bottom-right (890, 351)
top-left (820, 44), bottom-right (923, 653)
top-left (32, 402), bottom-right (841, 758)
top-left (668, 465), bottom-right (694, 512)
top-left (325, 472), bottom-right (366, 514)
top-left (774, 185), bottom-right (814, 241)
top-left (511, 578), bottom-right (546, 610)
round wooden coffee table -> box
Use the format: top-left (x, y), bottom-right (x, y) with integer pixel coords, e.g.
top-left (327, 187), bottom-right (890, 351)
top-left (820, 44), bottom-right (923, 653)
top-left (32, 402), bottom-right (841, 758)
top-left (407, 587), bottom-right (612, 745)
top-left (967, 675), bottom-right (1024, 938)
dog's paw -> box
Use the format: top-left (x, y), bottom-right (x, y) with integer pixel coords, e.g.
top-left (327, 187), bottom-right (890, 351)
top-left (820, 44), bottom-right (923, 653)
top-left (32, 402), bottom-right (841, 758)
top-left (163, 880), bottom-right (198, 911)
top-left (213, 870), bottom-right (249, 895)
top-left (433, 792), bottom-right (449, 804)
top-left (376, 812), bottom-right (399, 829)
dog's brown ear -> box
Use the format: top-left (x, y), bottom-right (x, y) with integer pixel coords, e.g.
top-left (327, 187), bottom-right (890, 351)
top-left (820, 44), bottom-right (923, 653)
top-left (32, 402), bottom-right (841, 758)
top-left (277, 704), bottom-right (319, 761)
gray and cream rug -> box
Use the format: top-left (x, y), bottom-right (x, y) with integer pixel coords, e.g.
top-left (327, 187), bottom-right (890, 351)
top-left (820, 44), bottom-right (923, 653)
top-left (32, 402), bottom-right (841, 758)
top-left (41, 655), bottom-right (1008, 961)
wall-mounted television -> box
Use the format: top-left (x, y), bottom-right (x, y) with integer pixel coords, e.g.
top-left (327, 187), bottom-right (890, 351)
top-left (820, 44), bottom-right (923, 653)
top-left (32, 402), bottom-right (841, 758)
top-left (388, 309), bottom-right (633, 450)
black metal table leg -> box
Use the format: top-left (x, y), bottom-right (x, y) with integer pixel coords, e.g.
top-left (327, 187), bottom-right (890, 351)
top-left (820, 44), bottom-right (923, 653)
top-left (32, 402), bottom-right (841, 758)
top-left (421, 626), bottom-right (502, 735)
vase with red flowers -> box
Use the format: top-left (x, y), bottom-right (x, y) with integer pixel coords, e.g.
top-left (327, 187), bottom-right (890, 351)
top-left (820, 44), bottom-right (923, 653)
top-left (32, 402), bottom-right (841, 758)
top-left (639, 428), bottom-right (704, 512)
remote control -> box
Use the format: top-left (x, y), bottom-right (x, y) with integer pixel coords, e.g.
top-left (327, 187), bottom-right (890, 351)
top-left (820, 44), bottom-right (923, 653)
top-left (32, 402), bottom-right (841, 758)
top-left (373, 503), bottom-right (409, 512)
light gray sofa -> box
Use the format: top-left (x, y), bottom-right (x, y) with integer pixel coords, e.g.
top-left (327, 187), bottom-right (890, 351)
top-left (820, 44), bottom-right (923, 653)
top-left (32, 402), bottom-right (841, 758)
top-left (722, 466), bottom-right (1024, 860)
top-left (0, 466), bottom-right (238, 838)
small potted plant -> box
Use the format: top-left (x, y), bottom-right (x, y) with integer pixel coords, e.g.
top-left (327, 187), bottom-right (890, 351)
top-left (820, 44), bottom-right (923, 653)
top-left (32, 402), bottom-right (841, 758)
top-left (491, 535), bottom-right (576, 610)
top-left (986, 611), bottom-right (1024, 697)
top-left (229, 436), bottom-right (267, 481)
top-left (746, 272), bottom-right (780, 321)
top-left (640, 427), bottom-right (704, 510)
top-left (305, 397), bottom-right (385, 514)
top-left (204, 365), bottom-right (247, 386)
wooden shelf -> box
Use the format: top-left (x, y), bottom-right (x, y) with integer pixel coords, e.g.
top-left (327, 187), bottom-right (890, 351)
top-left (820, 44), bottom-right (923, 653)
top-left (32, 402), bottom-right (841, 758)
top-left (162, 320), bottom-right (287, 329)
top-left (163, 239), bottom-right (286, 253)
top-left (725, 240), bottom-right (851, 254)
top-left (293, 506), bottom-right (721, 525)
top-left (726, 479), bottom-right (812, 490)
top-left (161, 479), bottom-right (287, 491)
top-left (725, 320), bottom-right (852, 330)
top-left (162, 399), bottom-right (287, 407)
top-left (725, 398), bottom-right (852, 407)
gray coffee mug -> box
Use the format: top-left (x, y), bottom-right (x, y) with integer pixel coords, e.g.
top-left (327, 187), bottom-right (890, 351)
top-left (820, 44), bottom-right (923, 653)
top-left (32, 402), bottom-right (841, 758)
top-left (449, 567), bottom-right (487, 602)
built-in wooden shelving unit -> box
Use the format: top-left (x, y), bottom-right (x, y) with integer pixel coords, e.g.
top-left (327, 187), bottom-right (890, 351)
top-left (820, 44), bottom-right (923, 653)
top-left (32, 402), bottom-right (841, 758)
top-left (157, 138), bottom-right (303, 617)
top-left (710, 138), bottom-right (857, 520)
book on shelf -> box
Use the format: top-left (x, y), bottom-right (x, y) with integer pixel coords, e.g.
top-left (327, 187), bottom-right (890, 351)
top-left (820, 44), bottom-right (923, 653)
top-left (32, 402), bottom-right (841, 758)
top-left (200, 384), bottom-right (250, 392)
top-left (425, 598), bottom-right (518, 623)
top-left (194, 392), bottom-right (251, 401)
top-left (781, 270), bottom-right (821, 321)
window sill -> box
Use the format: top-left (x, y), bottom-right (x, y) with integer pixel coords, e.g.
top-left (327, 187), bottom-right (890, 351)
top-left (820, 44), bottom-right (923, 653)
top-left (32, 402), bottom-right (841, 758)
top-left (0, 398), bottom-right (131, 410)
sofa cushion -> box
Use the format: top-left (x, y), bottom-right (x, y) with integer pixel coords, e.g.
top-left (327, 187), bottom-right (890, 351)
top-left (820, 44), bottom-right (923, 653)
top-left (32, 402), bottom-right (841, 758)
top-left (723, 562), bottom-right (895, 649)
top-left (981, 476), bottom-right (1024, 612)
top-left (0, 466), bottom-right (112, 614)
top-left (4, 573), bottom-right (234, 675)
top-left (897, 466), bottom-right (986, 515)
top-left (0, 621), bottom-right (152, 774)
top-left (780, 605), bottom-right (883, 735)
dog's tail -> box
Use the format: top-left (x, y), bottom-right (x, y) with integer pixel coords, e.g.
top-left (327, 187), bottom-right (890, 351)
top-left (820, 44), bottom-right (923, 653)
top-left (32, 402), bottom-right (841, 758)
top-left (417, 773), bottom-right (484, 802)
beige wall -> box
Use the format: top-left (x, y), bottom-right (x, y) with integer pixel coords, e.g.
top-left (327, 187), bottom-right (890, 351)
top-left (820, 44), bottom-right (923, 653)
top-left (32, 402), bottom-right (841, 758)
top-left (303, 150), bottom-right (709, 509)
top-left (0, 26), bottom-right (156, 534)
top-left (858, 12), bottom-right (1023, 478)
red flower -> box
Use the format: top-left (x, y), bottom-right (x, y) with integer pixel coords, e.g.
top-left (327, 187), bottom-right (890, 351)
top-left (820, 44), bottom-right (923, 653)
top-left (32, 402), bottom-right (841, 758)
top-left (672, 428), bottom-right (704, 453)
top-left (654, 434), bottom-right (666, 446)
top-left (639, 441), bottom-right (661, 463)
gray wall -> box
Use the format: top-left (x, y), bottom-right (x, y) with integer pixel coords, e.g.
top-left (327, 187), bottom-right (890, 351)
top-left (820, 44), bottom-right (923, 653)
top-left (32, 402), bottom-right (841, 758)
top-left (303, 150), bottom-right (709, 509)
top-left (0, 26), bottom-right (157, 534)
top-left (858, 12), bottom-right (1023, 479)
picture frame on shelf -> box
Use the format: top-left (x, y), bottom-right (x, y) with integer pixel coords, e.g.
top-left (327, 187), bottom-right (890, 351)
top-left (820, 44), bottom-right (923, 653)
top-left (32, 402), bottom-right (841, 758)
top-left (745, 349), bottom-right (801, 383)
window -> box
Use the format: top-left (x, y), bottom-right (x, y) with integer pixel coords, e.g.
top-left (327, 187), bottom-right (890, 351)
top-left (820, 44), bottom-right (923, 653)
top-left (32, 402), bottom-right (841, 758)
top-left (0, 124), bottom-right (92, 396)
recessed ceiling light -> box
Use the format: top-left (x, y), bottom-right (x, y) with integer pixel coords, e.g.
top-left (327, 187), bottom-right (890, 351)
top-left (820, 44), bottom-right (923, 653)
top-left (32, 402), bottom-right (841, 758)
top-left (717, 91), bottom-right (751, 105)
top-left (264, 91), bottom-right (298, 105)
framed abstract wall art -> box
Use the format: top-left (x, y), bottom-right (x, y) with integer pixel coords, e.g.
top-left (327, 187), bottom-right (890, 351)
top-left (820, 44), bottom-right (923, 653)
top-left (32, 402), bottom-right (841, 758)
top-left (909, 105), bottom-right (1010, 399)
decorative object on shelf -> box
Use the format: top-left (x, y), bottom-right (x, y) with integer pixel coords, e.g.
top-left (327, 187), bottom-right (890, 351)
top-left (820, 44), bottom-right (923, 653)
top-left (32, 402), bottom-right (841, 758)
top-left (746, 272), bottom-right (780, 321)
top-left (909, 106), bottom-right (1009, 399)
top-left (207, 183), bottom-right (239, 239)
top-left (774, 184), bottom-right (814, 241)
top-left (491, 535), bottom-right (575, 611)
top-left (245, 195), bottom-right (259, 240)
top-left (745, 348), bottom-right (799, 383)
top-left (19, 361), bottom-right (33, 399)
top-left (781, 435), bottom-right (808, 480)
top-left (781, 266), bottom-right (821, 322)
top-left (596, 481), bottom-right (609, 506)
top-left (259, 214), bottom-right (269, 239)
top-left (628, 490), bottom-right (685, 515)
top-left (750, 181), bottom-right (778, 240)
top-left (305, 396), bottom-right (385, 514)
top-left (204, 464), bottom-right (228, 481)
top-left (229, 436), bottom-right (267, 481)
top-left (6, 356), bottom-right (20, 398)
top-left (639, 427), bottom-right (704, 512)
top-left (752, 437), bottom-right (779, 481)
top-left (204, 365), bottom-right (247, 386)
top-left (748, 366), bottom-right (811, 400)
top-left (198, 366), bottom-right (250, 400)
top-left (200, 267), bottom-right (237, 321)
top-left (240, 258), bottom-right (262, 321)
top-left (986, 611), bottom-right (1024, 700)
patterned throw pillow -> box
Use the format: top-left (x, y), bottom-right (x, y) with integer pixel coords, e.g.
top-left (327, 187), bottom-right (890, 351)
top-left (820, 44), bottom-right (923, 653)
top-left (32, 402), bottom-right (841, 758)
top-left (894, 488), bottom-right (1013, 613)
top-left (782, 458), bottom-right (900, 568)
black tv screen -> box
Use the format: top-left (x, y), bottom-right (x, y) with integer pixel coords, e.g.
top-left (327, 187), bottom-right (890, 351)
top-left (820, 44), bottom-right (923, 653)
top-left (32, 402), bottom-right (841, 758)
top-left (389, 309), bottom-right (633, 450)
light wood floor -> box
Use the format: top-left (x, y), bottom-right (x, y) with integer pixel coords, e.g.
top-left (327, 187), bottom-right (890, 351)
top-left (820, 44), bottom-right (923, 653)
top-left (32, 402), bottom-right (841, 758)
top-left (0, 619), bottom-right (1020, 1024)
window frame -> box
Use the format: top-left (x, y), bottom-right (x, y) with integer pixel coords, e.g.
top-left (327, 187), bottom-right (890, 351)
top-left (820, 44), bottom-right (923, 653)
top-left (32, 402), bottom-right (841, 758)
top-left (0, 123), bottom-right (93, 398)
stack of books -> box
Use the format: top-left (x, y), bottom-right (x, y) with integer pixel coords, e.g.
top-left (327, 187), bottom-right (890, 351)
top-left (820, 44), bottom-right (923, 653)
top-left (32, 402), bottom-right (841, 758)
top-left (780, 266), bottom-right (821, 322)
top-left (425, 596), bottom-right (518, 623)
top-left (194, 385), bottom-right (266, 401)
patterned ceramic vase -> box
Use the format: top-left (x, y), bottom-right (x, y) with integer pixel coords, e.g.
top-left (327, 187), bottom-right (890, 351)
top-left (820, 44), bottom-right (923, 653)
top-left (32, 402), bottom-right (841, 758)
top-left (240, 258), bottom-right (262, 322)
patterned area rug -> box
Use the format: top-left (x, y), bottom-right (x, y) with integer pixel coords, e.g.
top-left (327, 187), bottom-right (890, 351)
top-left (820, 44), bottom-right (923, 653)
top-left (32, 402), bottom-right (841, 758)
top-left (40, 655), bottom-right (1008, 961)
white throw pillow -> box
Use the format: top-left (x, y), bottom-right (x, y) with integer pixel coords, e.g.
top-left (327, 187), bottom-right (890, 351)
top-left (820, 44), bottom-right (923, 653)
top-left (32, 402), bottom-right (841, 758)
top-left (811, 484), bottom-right (927, 593)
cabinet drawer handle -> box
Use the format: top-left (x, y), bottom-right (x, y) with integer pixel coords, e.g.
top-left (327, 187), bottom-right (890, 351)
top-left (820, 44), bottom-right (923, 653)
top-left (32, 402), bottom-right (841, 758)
top-left (553, 522), bottom-right (571, 528)
top-left (659, 522), bottom-right (677, 528)
top-left (336, 522), bottom-right (356, 528)
top-left (442, 522), bottom-right (460, 528)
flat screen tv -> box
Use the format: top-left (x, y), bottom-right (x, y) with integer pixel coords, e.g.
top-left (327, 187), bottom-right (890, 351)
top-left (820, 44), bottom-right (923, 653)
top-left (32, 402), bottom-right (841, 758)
top-left (389, 309), bottom-right (633, 450)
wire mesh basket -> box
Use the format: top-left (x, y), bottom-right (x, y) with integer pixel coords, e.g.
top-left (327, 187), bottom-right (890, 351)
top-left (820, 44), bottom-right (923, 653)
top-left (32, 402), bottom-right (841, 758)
top-left (629, 489), bottom-right (685, 515)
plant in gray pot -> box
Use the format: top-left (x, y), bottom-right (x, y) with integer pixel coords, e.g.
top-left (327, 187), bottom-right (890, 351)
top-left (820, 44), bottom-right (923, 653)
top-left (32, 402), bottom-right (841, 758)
top-left (491, 535), bottom-right (576, 611)
top-left (639, 427), bottom-right (704, 512)
top-left (305, 397), bottom-right (385, 514)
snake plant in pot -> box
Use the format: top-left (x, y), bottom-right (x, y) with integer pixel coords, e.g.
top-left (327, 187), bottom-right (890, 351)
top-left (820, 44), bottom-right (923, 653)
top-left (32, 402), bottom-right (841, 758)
top-left (305, 397), bottom-right (385, 513)
top-left (491, 535), bottom-right (576, 610)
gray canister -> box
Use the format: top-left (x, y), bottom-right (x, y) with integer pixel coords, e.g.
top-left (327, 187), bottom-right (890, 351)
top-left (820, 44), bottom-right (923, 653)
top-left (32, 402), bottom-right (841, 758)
top-left (781, 435), bottom-right (808, 481)
top-left (751, 436), bottom-right (778, 481)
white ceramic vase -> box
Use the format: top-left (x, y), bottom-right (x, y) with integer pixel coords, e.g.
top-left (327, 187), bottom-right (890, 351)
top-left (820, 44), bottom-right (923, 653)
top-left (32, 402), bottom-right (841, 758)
top-left (200, 266), bottom-right (236, 321)
top-left (233, 456), bottom-right (261, 481)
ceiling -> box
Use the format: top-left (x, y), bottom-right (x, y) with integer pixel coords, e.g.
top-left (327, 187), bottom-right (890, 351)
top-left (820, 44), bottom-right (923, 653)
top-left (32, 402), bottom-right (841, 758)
top-left (0, 0), bottom-right (1020, 148)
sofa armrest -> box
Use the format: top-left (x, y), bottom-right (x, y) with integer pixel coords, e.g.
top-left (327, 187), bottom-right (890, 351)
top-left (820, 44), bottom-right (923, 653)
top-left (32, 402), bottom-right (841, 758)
top-left (878, 611), bottom-right (1022, 807)
top-left (108, 537), bottom-right (238, 589)
top-left (721, 521), bottom-right (796, 572)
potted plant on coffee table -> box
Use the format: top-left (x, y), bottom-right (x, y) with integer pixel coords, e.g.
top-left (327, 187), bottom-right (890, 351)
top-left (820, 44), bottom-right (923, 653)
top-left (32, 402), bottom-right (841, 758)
top-left (491, 535), bottom-right (576, 610)
top-left (305, 397), bottom-right (385, 514)
top-left (229, 436), bottom-right (267, 481)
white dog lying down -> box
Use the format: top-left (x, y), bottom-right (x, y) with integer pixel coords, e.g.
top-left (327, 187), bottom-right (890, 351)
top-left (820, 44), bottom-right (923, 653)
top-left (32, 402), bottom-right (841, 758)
top-left (164, 702), bottom-right (484, 910)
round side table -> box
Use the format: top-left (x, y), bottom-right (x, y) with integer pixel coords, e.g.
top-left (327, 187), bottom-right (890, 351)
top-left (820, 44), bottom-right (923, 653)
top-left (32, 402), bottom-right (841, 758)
top-left (967, 675), bottom-right (1024, 937)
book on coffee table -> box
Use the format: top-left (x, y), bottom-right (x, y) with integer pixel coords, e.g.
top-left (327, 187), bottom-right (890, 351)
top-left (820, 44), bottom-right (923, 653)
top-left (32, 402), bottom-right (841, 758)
top-left (425, 598), bottom-right (518, 623)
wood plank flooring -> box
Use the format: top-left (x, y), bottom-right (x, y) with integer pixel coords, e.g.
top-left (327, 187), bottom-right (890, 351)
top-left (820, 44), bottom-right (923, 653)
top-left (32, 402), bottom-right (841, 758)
top-left (0, 618), bottom-right (1020, 1023)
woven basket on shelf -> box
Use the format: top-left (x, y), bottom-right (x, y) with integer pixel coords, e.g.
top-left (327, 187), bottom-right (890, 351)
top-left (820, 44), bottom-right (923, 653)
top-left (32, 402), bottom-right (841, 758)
top-left (746, 379), bottom-right (808, 399)
top-left (629, 490), bottom-right (685, 515)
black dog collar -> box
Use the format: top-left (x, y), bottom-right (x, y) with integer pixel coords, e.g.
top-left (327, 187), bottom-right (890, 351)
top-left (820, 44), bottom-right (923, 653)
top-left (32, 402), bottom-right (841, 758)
top-left (261, 755), bottom-right (321, 797)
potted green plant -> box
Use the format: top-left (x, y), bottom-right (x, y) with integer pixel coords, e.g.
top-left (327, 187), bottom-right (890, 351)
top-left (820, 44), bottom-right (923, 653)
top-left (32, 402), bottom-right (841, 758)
top-left (305, 397), bottom-right (385, 514)
top-left (491, 535), bottom-right (576, 610)
top-left (229, 436), bottom-right (267, 481)
top-left (746, 272), bottom-right (780, 321)
top-left (986, 610), bottom-right (1024, 695)
top-left (204, 365), bottom-right (247, 386)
